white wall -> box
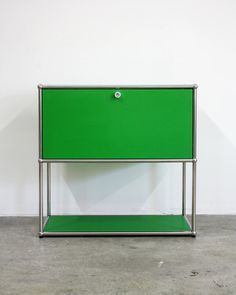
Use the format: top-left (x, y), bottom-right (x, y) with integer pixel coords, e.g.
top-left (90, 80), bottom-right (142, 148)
top-left (1, 0), bottom-right (236, 216)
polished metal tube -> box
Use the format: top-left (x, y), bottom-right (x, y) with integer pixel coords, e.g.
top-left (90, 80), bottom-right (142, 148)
top-left (182, 162), bottom-right (186, 216)
top-left (193, 87), bottom-right (197, 159)
top-left (38, 84), bottom-right (198, 90)
top-left (47, 163), bottom-right (51, 216)
top-left (39, 162), bottom-right (43, 234)
top-left (38, 158), bottom-right (196, 164)
top-left (38, 86), bottom-right (42, 159)
top-left (192, 86), bottom-right (197, 236)
top-left (192, 161), bottom-right (197, 234)
top-left (41, 231), bottom-right (194, 237)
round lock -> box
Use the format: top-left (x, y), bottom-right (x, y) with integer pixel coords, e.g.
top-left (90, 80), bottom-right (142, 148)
top-left (114, 91), bottom-right (121, 99)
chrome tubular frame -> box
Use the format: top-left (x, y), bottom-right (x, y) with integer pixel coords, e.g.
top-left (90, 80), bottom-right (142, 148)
top-left (38, 85), bottom-right (197, 237)
top-left (41, 231), bottom-right (195, 237)
top-left (182, 162), bottom-right (186, 216)
top-left (38, 84), bottom-right (197, 89)
top-left (47, 163), bottom-right (51, 216)
top-left (39, 162), bottom-right (43, 235)
top-left (39, 158), bottom-right (196, 163)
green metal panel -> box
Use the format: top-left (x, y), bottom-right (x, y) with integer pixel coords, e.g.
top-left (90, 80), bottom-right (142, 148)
top-left (42, 88), bottom-right (193, 159)
top-left (44, 215), bottom-right (191, 232)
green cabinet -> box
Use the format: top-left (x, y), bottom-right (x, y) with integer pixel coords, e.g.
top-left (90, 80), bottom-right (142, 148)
top-left (42, 88), bottom-right (193, 159)
top-left (38, 85), bottom-right (197, 237)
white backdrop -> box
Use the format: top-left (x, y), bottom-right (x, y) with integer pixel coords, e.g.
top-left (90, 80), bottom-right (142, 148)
top-left (0, 0), bottom-right (236, 215)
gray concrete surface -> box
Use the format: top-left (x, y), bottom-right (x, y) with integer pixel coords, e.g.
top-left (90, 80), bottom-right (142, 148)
top-left (0, 216), bottom-right (236, 295)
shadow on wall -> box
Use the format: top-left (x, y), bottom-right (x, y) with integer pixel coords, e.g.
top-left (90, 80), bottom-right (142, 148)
top-left (0, 98), bottom-right (38, 215)
top-left (198, 107), bottom-right (236, 213)
top-left (60, 162), bottom-right (168, 214)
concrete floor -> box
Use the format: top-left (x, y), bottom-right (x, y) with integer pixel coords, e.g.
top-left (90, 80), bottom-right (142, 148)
top-left (0, 216), bottom-right (236, 295)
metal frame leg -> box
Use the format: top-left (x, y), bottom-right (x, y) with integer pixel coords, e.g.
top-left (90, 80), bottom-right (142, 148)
top-left (191, 161), bottom-right (197, 236)
top-left (39, 162), bottom-right (44, 237)
top-left (47, 163), bottom-right (51, 216)
top-left (182, 162), bottom-right (186, 216)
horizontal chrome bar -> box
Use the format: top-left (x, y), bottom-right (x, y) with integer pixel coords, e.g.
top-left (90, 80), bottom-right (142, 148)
top-left (38, 84), bottom-right (198, 89)
top-left (41, 213), bottom-right (194, 217)
top-left (40, 231), bottom-right (195, 237)
top-left (39, 158), bottom-right (197, 163)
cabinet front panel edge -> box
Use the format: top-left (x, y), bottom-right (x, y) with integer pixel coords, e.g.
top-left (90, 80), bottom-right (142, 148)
top-left (40, 87), bottom-right (195, 160)
top-left (38, 84), bottom-right (198, 89)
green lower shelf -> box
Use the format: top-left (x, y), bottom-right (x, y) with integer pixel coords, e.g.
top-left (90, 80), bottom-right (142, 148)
top-left (44, 215), bottom-right (191, 233)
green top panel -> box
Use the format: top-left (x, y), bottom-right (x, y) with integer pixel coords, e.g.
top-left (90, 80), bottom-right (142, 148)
top-left (42, 88), bottom-right (193, 159)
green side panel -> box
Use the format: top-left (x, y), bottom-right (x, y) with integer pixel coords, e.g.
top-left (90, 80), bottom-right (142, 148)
top-left (42, 88), bottom-right (193, 159)
top-left (44, 215), bottom-right (191, 232)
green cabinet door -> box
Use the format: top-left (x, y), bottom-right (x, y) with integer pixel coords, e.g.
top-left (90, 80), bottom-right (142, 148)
top-left (42, 88), bottom-right (193, 159)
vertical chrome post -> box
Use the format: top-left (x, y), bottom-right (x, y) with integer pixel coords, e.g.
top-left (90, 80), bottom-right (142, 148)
top-left (38, 85), bottom-right (44, 237)
top-left (39, 162), bottom-right (43, 236)
top-left (191, 161), bottom-right (197, 235)
top-left (193, 86), bottom-right (197, 160)
top-left (182, 162), bottom-right (186, 216)
top-left (47, 163), bottom-right (51, 216)
top-left (191, 85), bottom-right (197, 236)
top-left (38, 85), bottom-right (42, 160)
